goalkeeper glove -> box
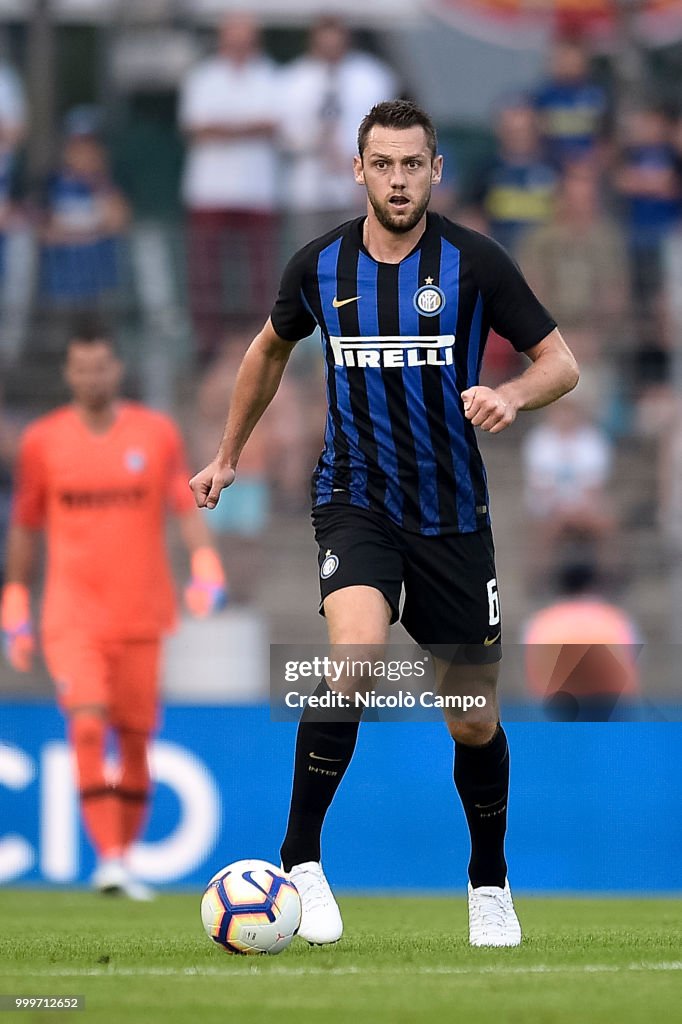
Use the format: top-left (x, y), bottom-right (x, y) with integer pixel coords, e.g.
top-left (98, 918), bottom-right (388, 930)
top-left (184, 547), bottom-right (228, 618)
top-left (1, 582), bottom-right (35, 672)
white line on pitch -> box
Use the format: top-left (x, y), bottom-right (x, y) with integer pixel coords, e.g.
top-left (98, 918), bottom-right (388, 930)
top-left (2, 962), bottom-right (681, 979)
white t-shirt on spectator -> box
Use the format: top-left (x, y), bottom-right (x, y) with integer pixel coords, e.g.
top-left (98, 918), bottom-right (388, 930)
top-left (279, 52), bottom-right (397, 212)
top-left (0, 64), bottom-right (26, 212)
top-left (522, 423), bottom-right (612, 517)
top-left (0, 64), bottom-right (26, 133)
top-left (179, 55), bottom-right (279, 211)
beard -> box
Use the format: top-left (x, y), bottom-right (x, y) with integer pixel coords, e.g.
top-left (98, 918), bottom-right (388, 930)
top-left (367, 186), bottom-right (431, 234)
top-left (76, 390), bottom-right (115, 412)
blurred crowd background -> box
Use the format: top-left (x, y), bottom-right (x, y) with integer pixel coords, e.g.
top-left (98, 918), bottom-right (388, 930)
top-left (3, 0), bottom-right (682, 699)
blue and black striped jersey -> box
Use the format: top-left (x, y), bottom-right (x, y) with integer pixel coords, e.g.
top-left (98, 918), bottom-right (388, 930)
top-left (271, 212), bottom-right (556, 536)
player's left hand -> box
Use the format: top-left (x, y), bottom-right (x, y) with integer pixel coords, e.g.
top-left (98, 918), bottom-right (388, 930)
top-left (184, 547), bottom-right (229, 618)
top-left (1, 583), bottom-right (35, 672)
top-left (460, 386), bottom-right (518, 434)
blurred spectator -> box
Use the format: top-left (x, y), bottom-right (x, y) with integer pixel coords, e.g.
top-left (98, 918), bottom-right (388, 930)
top-left (653, 393), bottom-right (682, 545)
top-left (520, 160), bottom-right (627, 336)
top-left (614, 106), bottom-right (680, 324)
top-left (279, 15), bottom-right (398, 251)
top-left (519, 160), bottom-right (629, 411)
top-left (523, 561), bottom-right (641, 721)
top-left (179, 13), bottom-right (281, 362)
top-left (39, 108), bottom-right (130, 309)
top-left (190, 337), bottom-right (308, 601)
top-left (522, 398), bottom-right (615, 583)
top-left (476, 99), bottom-right (557, 254)
top-left (0, 49), bottom-right (26, 286)
top-left (532, 37), bottom-right (608, 169)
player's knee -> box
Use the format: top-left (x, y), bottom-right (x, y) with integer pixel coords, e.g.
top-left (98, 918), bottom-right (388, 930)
top-left (68, 712), bottom-right (108, 790)
top-left (327, 638), bottom-right (387, 697)
top-left (69, 710), bottom-right (106, 750)
top-left (447, 719), bottom-right (498, 746)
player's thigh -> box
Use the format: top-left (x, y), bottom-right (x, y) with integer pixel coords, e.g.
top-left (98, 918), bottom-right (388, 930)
top-left (323, 586), bottom-right (392, 646)
top-left (313, 504), bottom-right (402, 641)
top-left (109, 638), bottom-right (162, 734)
top-left (401, 526), bottom-right (502, 662)
top-left (323, 586), bottom-right (392, 699)
top-left (42, 633), bottom-right (110, 717)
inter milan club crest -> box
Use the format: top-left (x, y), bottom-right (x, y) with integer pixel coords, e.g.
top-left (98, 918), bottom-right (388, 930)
top-left (320, 549), bottom-right (339, 579)
top-left (413, 276), bottom-right (446, 317)
top-left (124, 448), bottom-right (147, 473)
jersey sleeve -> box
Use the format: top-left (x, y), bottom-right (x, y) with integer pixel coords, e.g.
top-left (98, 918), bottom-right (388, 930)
top-left (162, 418), bottom-right (196, 516)
top-left (270, 248), bottom-right (317, 342)
top-left (12, 426), bottom-right (47, 529)
top-left (475, 236), bottom-right (557, 352)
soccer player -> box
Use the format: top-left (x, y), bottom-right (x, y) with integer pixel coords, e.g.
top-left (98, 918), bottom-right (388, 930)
top-left (1, 327), bottom-right (227, 899)
top-left (190, 101), bottom-right (579, 945)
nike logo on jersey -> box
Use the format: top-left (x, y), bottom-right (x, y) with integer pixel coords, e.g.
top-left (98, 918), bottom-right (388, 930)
top-left (483, 632), bottom-right (501, 646)
top-left (332, 295), bottom-right (361, 308)
top-left (309, 753), bottom-right (344, 762)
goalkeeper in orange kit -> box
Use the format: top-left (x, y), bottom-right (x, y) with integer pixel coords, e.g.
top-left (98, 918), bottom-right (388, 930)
top-left (1, 326), bottom-right (227, 899)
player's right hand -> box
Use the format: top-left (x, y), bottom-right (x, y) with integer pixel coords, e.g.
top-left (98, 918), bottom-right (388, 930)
top-left (189, 461), bottom-right (236, 510)
top-left (1, 583), bottom-right (35, 673)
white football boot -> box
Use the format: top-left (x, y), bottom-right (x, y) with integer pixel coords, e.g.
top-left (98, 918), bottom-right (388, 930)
top-left (468, 879), bottom-right (522, 947)
top-left (120, 874), bottom-right (156, 902)
top-left (92, 857), bottom-right (155, 901)
top-left (287, 861), bottom-right (343, 944)
top-left (91, 856), bottom-right (128, 896)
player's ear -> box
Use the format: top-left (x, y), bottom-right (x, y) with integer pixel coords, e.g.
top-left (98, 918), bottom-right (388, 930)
top-left (353, 154), bottom-right (365, 185)
top-left (431, 155), bottom-right (443, 185)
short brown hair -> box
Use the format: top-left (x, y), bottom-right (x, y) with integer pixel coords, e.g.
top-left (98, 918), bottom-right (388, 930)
top-left (357, 100), bottom-right (438, 160)
top-left (66, 319), bottom-right (118, 357)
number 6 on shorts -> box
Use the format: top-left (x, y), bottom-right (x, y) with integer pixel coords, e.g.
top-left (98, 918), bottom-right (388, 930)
top-left (487, 578), bottom-right (500, 626)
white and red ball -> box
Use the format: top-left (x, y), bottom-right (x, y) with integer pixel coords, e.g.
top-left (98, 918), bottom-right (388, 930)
top-left (200, 859), bottom-right (301, 955)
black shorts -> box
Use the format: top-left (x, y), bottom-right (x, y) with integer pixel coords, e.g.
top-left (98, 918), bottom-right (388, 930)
top-left (312, 504), bottom-right (502, 663)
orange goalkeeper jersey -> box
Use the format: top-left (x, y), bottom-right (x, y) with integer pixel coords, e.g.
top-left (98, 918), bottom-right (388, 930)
top-left (12, 402), bottom-right (196, 640)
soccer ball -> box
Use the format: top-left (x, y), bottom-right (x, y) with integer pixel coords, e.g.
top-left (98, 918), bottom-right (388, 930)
top-left (200, 859), bottom-right (301, 955)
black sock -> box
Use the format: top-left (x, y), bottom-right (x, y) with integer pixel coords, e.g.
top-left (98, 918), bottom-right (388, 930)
top-left (280, 679), bottom-right (361, 871)
top-left (453, 724), bottom-right (509, 889)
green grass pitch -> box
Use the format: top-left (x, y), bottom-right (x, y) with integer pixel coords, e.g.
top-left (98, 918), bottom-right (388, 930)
top-left (0, 891), bottom-right (680, 1024)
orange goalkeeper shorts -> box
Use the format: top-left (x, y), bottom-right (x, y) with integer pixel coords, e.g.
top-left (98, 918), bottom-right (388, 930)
top-left (43, 633), bottom-right (162, 733)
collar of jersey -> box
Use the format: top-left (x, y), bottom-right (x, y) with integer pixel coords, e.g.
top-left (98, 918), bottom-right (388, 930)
top-left (355, 211), bottom-right (435, 266)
